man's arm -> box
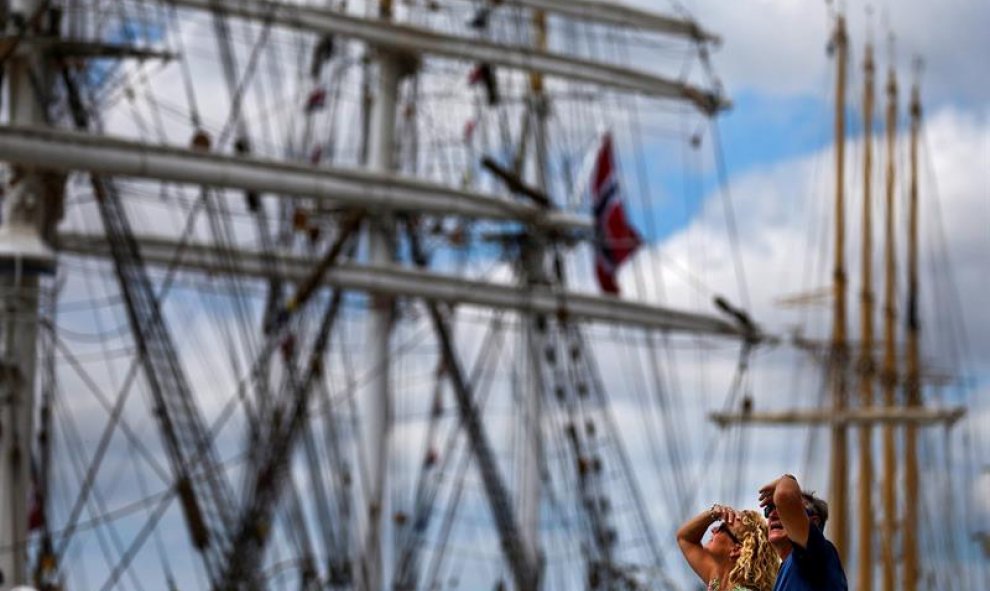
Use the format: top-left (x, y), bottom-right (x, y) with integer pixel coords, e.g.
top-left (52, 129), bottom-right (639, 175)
top-left (759, 474), bottom-right (811, 547)
top-left (676, 504), bottom-right (736, 582)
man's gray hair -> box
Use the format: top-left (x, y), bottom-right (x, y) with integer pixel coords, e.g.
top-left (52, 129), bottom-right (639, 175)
top-left (802, 491), bottom-right (829, 531)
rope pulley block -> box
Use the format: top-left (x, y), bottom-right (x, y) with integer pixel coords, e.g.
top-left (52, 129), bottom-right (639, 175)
top-left (190, 129), bottom-right (211, 152)
top-left (424, 448), bottom-right (438, 467)
top-left (293, 208), bottom-right (309, 232)
top-left (280, 333), bottom-right (296, 360)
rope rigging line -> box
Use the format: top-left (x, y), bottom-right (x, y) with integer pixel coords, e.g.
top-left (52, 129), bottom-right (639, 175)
top-left (219, 215), bottom-right (361, 589)
top-left (908, 132), bottom-right (979, 585)
top-left (305, 325), bottom-right (358, 578)
top-left (684, 342), bottom-right (751, 512)
top-left (410, 311), bottom-right (515, 589)
top-left (522, 310), bottom-right (599, 578)
top-left (201, 2), bottom-right (291, 388)
top-left (578, 324), bottom-right (682, 591)
top-left (393, 310), bottom-right (510, 589)
top-left (200, 189), bottom-right (261, 414)
top-left (552, 323), bottom-right (624, 585)
top-left (46, 185), bottom-right (217, 562)
top-left (33, 3), bottom-right (266, 580)
top-left (94, 477), bottom-right (183, 591)
top-left (919, 130), bottom-right (972, 382)
top-left (53, 198), bottom-right (237, 566)
top-left (52, 383), bottom-right (150, 591)
top-left (728, 368), bottom-right (753, 508)
top-left (642, 329), bottom-right (694, 519)
top-left (15, 446), bottom-right (256, 571)
top-left (549, 215), bottom-right (685, 587)
top-left (50, 343), bottom-right (150, 559)
top-left (267, 298), bottom-right (352, 582)
top-left (129, 434), bottom-right (180, 591)
top-left (61, 64), bottom-right (243, 584)
top-left (709, 118), bottom-right (751, 312)
top-left (405, 218), bottom-right (541, 591)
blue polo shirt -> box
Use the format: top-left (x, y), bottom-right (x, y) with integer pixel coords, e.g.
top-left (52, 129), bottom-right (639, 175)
top-left (772, 525), bottom-right (848, 590)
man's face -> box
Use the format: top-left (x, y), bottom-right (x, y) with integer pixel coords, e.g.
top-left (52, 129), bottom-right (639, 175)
top-left (766, 507), bottom-right (789, 545)
top-left (766, 503), bottom-right (821, 545)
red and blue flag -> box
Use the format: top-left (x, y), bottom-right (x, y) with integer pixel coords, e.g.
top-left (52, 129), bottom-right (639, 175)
top-left (590, 133), bottom-right (641, 294)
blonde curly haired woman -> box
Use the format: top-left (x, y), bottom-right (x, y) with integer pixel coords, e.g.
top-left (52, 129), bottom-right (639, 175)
top-left (676, 504), bottom-right (779, 591)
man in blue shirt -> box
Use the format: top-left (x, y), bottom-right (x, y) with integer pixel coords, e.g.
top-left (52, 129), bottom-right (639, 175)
top-left (758, 474), bottom-right (848, 590)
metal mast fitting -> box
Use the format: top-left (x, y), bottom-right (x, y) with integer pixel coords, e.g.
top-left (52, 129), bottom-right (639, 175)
top-left (0, 175), bottom-right (59, 275)
top-left (166, 0), bottom-right (728, 115)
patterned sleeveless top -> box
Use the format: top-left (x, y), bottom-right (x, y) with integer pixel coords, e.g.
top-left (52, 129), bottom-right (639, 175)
top-left (708, 578), bottom-right (754, 591)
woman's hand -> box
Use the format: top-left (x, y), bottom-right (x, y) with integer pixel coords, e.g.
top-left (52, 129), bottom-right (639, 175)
top-left (678, 503), bottom-right (735, 584)
top-left (709, 503), bottom-right (739, 525)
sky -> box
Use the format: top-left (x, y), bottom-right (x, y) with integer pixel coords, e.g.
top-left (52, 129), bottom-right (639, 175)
top-left (33, 0), bottom-right (990, 589)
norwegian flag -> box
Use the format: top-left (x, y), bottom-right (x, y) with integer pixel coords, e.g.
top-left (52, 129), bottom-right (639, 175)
top-left (590, 133), bottom-right (641, 294)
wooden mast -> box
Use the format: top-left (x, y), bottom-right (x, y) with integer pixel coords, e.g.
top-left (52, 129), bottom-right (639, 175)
top-left (829, 13), bottom-right (850, 563)
top-left (903, 68), bottom-right (923, 591)
top-left (879, 61), bottom-right (899, 591)
top-left (857, 40), bottom-right (876, 591)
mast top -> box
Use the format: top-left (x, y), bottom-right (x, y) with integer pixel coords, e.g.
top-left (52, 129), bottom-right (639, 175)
top-left (909, 60), bottom-right (922, 116)
top-left (864, 41), bottom-right (875, 72)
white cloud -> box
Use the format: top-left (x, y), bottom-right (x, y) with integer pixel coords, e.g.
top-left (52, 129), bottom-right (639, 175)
top-left (627, 0), bottom-right (990, 104)
top-left (623, 104), bottom-right (990, 365)
top-left (977, 469), bottom-right (990, 518)
top-left (601, 100), bottom-right (990, 580)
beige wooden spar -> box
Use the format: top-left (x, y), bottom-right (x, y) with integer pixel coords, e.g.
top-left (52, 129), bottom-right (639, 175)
top-left (829, 14), bottom-right (850, 564)
top-left (879, 62), bottom-right (899, 591)
top-left (903, 71), bottom-right (923, 591)
top-left (856, 41), bottom-right (876, 591)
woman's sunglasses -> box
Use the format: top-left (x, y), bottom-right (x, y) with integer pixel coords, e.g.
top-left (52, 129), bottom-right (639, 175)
top-left (714, 522), bottom-right (741, 545)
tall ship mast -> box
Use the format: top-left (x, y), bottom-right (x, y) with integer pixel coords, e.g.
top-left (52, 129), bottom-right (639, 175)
top-left (0, 0), bottom-right (764, 589)
top-left (711, 5), bottom-right (980, 589)
top-left (0, 1), bottom-right (984, 590)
